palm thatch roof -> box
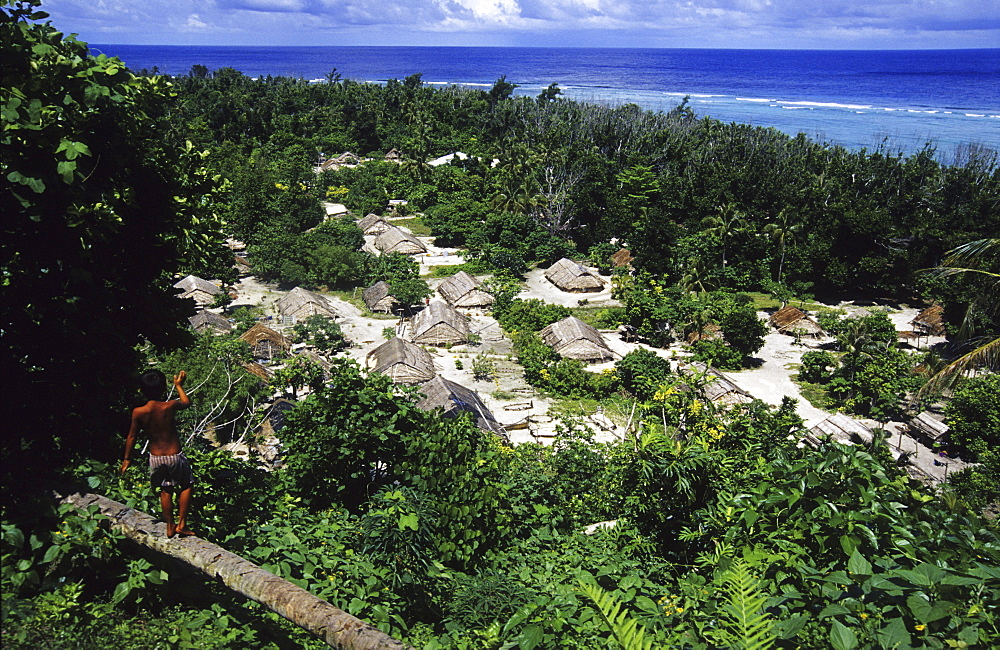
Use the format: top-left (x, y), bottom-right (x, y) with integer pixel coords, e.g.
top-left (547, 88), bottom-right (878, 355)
top-left (911, 304), bottom-right (946, 336)
top-left (437, 271), bottom-right (494, 309)
top-left (234, 255), bottom-right (252, 276)
top-left (610, 248), bottom-right (633, 268)
top-left (363, 281), bottom-right (399, 313)
top-left (357, 213), bottom-right (392, 235)
top-left (409, 300), bottom-right (469, 346)
top-left (908, 411), bottom-right (950, 442)
top-left (384, 148), bottom-right (403, 163)
top-left (366, 337), bottom-right (436, 384)
top-left (769, 305), bottom-right (824, 338)
top-left (276, 287), bottom-right (339, 321)
top-left (539, 316), bottom-right (614, 362)
top-left (240, 323), bottom-right (290, 360)
top-left (243, 362), bottom-right (273, 381)
top-left (173, 275), bottom-right (222, 306)
top-left (416, 376), bottom-right (504, 435)
top-left (375, 227), bottom-right (427, 256)
top-left (806, 412), bottom-right (873, 446)
top-left (681, 362), bottom-right (754, 405)
top-left (544, 258), bottom-right (604, 293)
top-left (188, 310), bottom-right (232, 334)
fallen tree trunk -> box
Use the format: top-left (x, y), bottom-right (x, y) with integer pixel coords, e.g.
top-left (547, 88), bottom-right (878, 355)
top-left (58, 492), bottom-right (410, 650)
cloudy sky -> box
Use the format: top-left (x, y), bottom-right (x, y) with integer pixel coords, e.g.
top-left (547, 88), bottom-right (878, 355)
top-left (41, 0), bottom-right (999, 49)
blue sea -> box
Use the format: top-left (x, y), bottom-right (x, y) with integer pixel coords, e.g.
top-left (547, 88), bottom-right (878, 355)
top-left (90, 45), bottom-right (1000, 159)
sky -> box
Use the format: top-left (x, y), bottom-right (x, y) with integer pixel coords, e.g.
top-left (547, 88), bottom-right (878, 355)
top-left (40, 0), bottom-right (1000, 49)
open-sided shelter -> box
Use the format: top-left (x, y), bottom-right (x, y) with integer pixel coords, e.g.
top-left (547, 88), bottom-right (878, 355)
top-left (911, 304), bottom-right (946, 336)
top-left (544, 258), bottom-right (604, 293)
top-left (375, 227), bottom-right (428, 256)
top-left (363, 281), bottom-right (399, 313)
top-left (805, 412), bottom-right (873, 447)
top-left (366, 337), bottom-right (436, 384)
top-left (437, 271), bottom-right (494, 309)
top-left (240, 323), bottom-right (290, 360)
top-left (188, 310), bottom-right (232, 335)
top-left (416, 376), bottom-right (504, 436)
top-left (769, 305), bottom-right (824, 338)
top-left (908, 411), bottom-right (950, 444)
top-left (276, 287), bottom-right (339, 322)
top-left (681, 362), bottom-right (754, 405)
top-left (539, 316), bottom-right (614, 363)
top-left (409, 300), bottom-right (469, 346)
top-left (174, 274), bottom-right (222, 307)
top-left (357, 213), bottom-right (392, 236)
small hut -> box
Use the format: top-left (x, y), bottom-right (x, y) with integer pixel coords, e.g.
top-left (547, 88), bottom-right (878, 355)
top-left (357, 213), bottom-right (392, 236)
top-left (806, 412), bottom-right (873, 447)
top-left (384, 148), bottom-right (403, 163)
top-left (544, 258), bottom-right (604, 293)
top-left (188, 310), bottom-right (232, 335)
top-left (375, 227), bottom-right (428, 256)
top-left (769, 305), bottom-right (824, 338)
top-left (437, 271), bottom-right (494, 309)
top-left (276, 287), bottom-right (339, 322)
top-left (911, 304), bottom-right (946, 336)
top-left (409, 300), bottom-right (469, 346)
top-left (367, 337), bottom-right (436, 384)
top-left (323, 202), bottom-right (349, 218)
top-left (363, 281), bottom-right (399, 313)
top-left (610, 248), bottom-right (633, 269)
top-left (240, 323), bottom-right (290, 360)
top-left (539, 316), bottom-right (614, 363)
top-left (416, 376), bottom-right (504, 436)
top-left (233, 255), bottom-right (252, 276)
top-left (681, 362), bottom-right (753, 405)
top-left (173, 275), bottom-right (222, 307)
top-left (908, 411), bottom-right (950, 445)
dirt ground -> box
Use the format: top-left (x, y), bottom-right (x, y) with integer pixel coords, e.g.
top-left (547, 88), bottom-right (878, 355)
top-left (224, 227), bottom-right (964, 483)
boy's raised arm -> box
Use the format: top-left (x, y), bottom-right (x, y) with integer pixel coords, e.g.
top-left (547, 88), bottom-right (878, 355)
top-left (173, 371), bottom-right (191, 410)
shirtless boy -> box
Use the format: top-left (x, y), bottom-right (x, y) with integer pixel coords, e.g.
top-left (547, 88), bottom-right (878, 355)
top-left (121, 370), bottom-right (195, 538)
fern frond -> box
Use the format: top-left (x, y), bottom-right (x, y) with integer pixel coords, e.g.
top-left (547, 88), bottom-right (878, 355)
top-left (578, 580), bottom-right (655, 650)
top-left (719, 560), bottom-right (776, 650)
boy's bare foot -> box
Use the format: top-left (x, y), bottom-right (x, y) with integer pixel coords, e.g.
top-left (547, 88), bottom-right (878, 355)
top-left (166, 523), bottom-right (176, 538)
top-left (174, 526), bottom-right (196, 537)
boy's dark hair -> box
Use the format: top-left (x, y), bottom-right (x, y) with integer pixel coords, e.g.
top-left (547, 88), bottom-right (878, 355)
top-left (139, 370), bottom-right (167, 400)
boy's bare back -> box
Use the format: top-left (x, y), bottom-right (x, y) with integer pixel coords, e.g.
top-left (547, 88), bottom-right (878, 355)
top-left (121, 371), bottom-right (190, 473)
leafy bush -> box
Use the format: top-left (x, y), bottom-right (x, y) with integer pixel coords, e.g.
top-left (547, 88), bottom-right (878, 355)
top-left (945, 374), bottom-right (1000, 459)
top-left (616, 349), bottom-right (672, 401)
top-left (798, 350), bottom-right (836, 383)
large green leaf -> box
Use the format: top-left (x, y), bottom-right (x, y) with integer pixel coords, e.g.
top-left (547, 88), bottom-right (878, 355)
top-left (829, 619), bottom-right (857, 650)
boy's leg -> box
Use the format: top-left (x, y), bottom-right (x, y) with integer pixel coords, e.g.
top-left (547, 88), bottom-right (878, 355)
top-left (160, 489), bottom-right (176, 538)
top-left (175, 486), bottom-right (195, 536)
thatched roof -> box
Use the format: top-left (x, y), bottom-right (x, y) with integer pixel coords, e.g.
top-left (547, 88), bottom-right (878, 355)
top-left (807, 412), bottom-right (873, 446)
top-left (610, 248), bottom-right (633, 268)
top-left (416, 376), bottom-right (504, 435)
top-left (681, 362), bottom-right (754, 405)
top-left (240, 324), bottom-right (290, 359)
top-left (908, 411), bottom-right (950, 442)
top-left (367, 337), bottom-right (436, 384)
top-left (276, 287), bottom-right (339, 320)
top-left (911, 304), bottom-right (945, 336)
top-left (234, 255), bottom-right (251, 275)
top-left (544, 258), bottom-right (604, 292)
top-left (363, 281), bottom-right (399, 313)
top-left (243, 362), bottom-right (272, 381)
top-left (409, 300), bottom-right (469, 345)
top-left (375, 227), bottom-right (427, 255)
top-left (384, 148), bottom-right (403, 162)
top-left (769, 305), bottom-right (824, 337)
top-left (174, 275), bottom-right (222, 300)
top-left (539, 316), bottom-right (614, 362)
top-left (357, 213), bottom-right (392, 235)
top-left (437, 271), bottom-right (494, 309)
top-left (188, 310), bottom-right (232, 334)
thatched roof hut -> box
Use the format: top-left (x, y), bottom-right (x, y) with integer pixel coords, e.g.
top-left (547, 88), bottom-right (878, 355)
top-left (610, 248), bottom-right (633, 269)
top-left (437, 271), bottom-right (494, 309)
top-left (911, 304), bottom-right (946, 336)
top-left (805, 412), bottom-right (873, 446)
top-left (276, 287), bottom-right (339, 322)
top-left (409, 300), bottom-right (469, 346)
top-left (188, 310), bottom-right (232, 335)
top-left (363, 281), bottom-right (399, 313)
top-left (240, 323), bottom-right (290, 360)
top-left (416, 376), bottom-right (504, 436)
top-left (233, 255), bottom-right (252, 276)
top-left (384, 148), bottom-right (403, 163)
top-left (357, 213), bottom-right (392, 236)
top-left (769, 305), bottom-right (824, 338)
top-left (375, 227), bottom-right (428, 256)
top-left (544, 258), bottom-right (604, 293)
top-left (173, 275), bottom-right (222, 307)
top-left (243, 362), bottom-right (273, 381)
top-left (681, 362), bottom-right (754, 405)
top-left (908, 411), bottom-right (950, 443)
top-left (367, 337), bottom-right (436, 384)
top-left (539, 316), bottom-right (614, 363)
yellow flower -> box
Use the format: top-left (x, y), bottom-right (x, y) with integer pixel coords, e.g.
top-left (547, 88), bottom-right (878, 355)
top-left (914, 624), bottom-right (926, 631)
top-left (859, 613), bottom-right (868, 620)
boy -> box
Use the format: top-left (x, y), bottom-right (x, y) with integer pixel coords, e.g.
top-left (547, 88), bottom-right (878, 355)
top-left (121, 369), bottom-right (195, 538)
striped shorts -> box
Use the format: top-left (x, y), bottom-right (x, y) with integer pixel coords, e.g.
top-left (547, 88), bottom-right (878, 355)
top-left (149, 451), bottom-right (195, 489)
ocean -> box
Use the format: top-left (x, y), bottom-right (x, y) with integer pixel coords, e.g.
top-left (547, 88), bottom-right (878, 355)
top-left (89, 45), bottom-right (1000, 159)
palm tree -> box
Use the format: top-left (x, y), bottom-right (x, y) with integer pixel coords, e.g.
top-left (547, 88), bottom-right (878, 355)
top-left (919, 238), bottom-right (1000, 397)
top-left (679, 256), bottom-right (715, 295)
top-left (763, 209), bottom-right (802, 283)
top-left (701, 203), bottom-right (747, 269)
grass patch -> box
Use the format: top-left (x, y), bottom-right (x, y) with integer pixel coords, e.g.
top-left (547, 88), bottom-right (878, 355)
top-left (792, 375), bottom-right (832, 411)
top-left (569, 306), bottom-right (626, 329)
top-left (744, 292), bottom-right (829, 313)
top-left (492, 390), bottom-right (519, 401)
top-left (548, 396), bottom-right (635, 427)
top-left (392, 216), bottom-right (432, 236)
top-left (425, 261), bottom-right (492, 278)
